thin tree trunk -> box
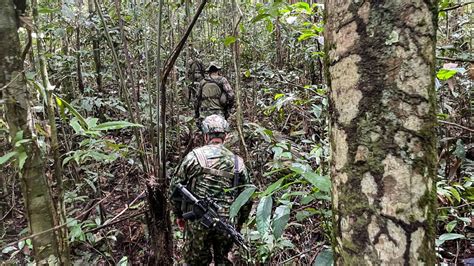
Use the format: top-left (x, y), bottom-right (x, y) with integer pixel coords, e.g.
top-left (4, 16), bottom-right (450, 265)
top-left (232, 0), bottom-right (249, 160)
top-left (0, 2), bottom-right (61, 263)
top-left (31, 0), bottom-right (70, 263)
top-left (89, 0), bottom-right (102, 92)
top-left (325, 1), bottom-right (437, 264)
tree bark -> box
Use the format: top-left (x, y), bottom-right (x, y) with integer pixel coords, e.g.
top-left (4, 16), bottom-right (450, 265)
top-left (325, 1), bottom-right (438, 264)
top-left (0, 1), bottom-right (61, 263)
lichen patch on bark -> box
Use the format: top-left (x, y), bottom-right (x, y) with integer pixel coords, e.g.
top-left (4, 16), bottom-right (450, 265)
top-left (329, 55), bottom-right (362, 125)
top-left (332, 125), bottom-right (348, 171)
top-left (394, 43), bottom-right (431, 99)
top-left (410, 227), bottom-right (425, 264)
top-left (334, 21), bottom-right (359, 57)
top-left (361, 172), bottom-right (377, 205)
top-left (381, 155), bottom-right (426, 222)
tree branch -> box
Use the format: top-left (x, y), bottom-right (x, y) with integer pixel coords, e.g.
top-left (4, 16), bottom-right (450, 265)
top-left (438, 120), bottom-right (474, 133)
top-left (440, 1), bottom-right (474, 12)
top-left (437, 56), bottom-right (474, 63)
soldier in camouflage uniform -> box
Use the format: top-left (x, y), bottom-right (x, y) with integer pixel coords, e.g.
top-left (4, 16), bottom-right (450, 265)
top-left (186, 57), bottom-right (205, 103)
top-left (171, 115), bottom-right (251, 265)
top-left (195, 62), bottom-right (235, 125)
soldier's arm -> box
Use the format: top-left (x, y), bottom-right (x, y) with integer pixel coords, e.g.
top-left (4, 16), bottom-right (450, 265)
top-left (170, 153), bottom-right (200, 218)
top-left (221, 77), bottom-right (235, 108)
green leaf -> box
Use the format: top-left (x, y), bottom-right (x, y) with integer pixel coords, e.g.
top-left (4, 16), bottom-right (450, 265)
top-left (313, 248), bottom-right (334, 266)
top-left (118, 256), bottom-right (128, 266)
top-left (261, 177), bottom-right (285, 197)
top-left (437, 69), bottom-right (457, 80)
top-left (251, 13), bottom-right (270, 23)
top-left (436, 233), bottom-right (465, 246)
top-left (446, 220), bottom-right (457, 233)
top-left (292, 2), bottom-right (311, 12)
top-left (38, 7), bottom-right (59, 14)
top-left (272, 204), bottom-right (291, 240)
top-left (229, 186), bottom-right (256, 219)
top-left (2, 246), bottom-right (17, 254)
top-left (274, 93), bottom-right (285, 100)
top-left (54, 95), bottom-right (87, 128)
top-left (298, 32), bottom-right (317, 42)
top-left (18, 151), bottom-right (27, 170)
top-left (266, 20), bottom-right (274, 33)
top-left (90, 121), bottom-right (143, 131)
top-left (449, 187), bottom-right (461, 203)
top-left (302, 172), bottom-right (331, 192)
top-left (223, 36), bottom-right (237, 46)
top-left (256, 195), bottom-right (273, 235)
top-left (18, 240), bottom-right (25, 250)
top-left (244, 69), bottom-right (251, 78)
top-left (0, 151), bottom-right (17, 165)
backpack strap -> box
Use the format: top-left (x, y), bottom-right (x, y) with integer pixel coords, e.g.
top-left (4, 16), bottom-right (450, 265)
top-left (193, 149), bottom-right (234, 179)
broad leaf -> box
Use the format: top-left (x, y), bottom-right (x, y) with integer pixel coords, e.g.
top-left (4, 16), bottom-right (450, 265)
top-left (271, 204), bottom-right (291, 239)
top-left (18, 151), bottom-right (27, 170)
top-left (261, 177), bottom-right (285, 197)
top-left (251, 13), bottom-right (270, 23)
top-left (54, 95), bottom-right (87, 128)
top-left (229, 186), bottom-right (256, 219)
top-left (256, 195), bottom-right (273, 235)
top-left (223, 36), bottom-right (237, 46)
top-left (313, 248), bottom-right (334, 266)
top-left (436, 69), bottom-right (457, 80)
top-left (90, 121), bottom-right (143, 131)
top-left (302, 172), bottom-right (331, 192)
top-left (436, 233), bottom-right (465, 246)
top-left (0, 151), bottom-right (17, 165)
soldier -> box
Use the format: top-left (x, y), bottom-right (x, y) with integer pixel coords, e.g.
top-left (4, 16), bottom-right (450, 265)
top-left (171, 115), bottom-right (251, 265)
top-left (195, 62), bottom-right (235, 127)
top-left (185, 56), bottom-right (205, 103)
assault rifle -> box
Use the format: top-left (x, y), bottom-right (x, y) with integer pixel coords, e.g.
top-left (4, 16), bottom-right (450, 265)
top-left (174, 183), bottom-right (249, 251)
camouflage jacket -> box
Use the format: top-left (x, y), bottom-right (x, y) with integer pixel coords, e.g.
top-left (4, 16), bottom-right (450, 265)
top-left (195, 75), bottom-right (235, 118)
top-left (171, 143), bottom-right (251, 224)
top-left (186, 58), bottom-right (204, 83)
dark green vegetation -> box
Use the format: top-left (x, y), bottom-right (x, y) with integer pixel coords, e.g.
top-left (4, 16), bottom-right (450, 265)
top-left (0, 0), bottom-right (472, 264)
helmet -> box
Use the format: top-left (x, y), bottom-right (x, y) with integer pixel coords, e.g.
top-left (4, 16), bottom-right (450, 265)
top-left (206, 61), bottom-right (222, 72)
top-left (202, 115), bottom-right (229, 134)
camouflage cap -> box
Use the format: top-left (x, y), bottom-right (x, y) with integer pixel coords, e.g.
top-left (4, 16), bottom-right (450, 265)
top-left (202, 115), bottom-right (229, 134)
top-left (206, 61), bottom-right (222, 72)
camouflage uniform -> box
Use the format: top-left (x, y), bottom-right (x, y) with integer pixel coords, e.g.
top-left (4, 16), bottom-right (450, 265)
top-left (195, 63), bottom-right (235, 121)
top-left (171, 115), bottom-right (251, 265)
top-left (186, 58), bottom-right (204, 102)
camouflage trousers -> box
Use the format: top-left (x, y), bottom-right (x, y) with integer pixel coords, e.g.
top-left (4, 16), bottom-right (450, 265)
top-left (183, 221), bottom-right (233, 266)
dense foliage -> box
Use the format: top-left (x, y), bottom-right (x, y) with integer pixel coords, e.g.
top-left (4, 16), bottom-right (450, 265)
top-left (0, 0), bottom-right (472, 264)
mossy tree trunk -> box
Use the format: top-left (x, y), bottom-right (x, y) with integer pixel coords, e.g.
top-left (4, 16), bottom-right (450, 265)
top-left (324, 1), bottom-right (438, 264)
top-left (0, 1), bottom-right (61, 264)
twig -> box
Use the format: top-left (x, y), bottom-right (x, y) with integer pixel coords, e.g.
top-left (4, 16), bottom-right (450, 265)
top-left (280, 244), bottom-right (321, 264)
top-left (101, 191), bottom-right (145, 227)
top-left (438, 120), bottom-right (474, 133)
top-left (438, 202), bottom-right (471, 209)
top-left (440, 1), bottom-right (474, 12)
top-left (437, 56), bottom-right (474, 63)
top-left (0, 71), bottom-right (25, 91)
top-left (0, 193), bottom-right (112, 250)
top-left (85, 209), bottom-right (148, 234)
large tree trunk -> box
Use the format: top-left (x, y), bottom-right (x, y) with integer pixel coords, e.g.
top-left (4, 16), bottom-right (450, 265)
top-left (0, 2), bottom-right (61, 263)
top-left (325, 1), bottom-right (438, 264)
